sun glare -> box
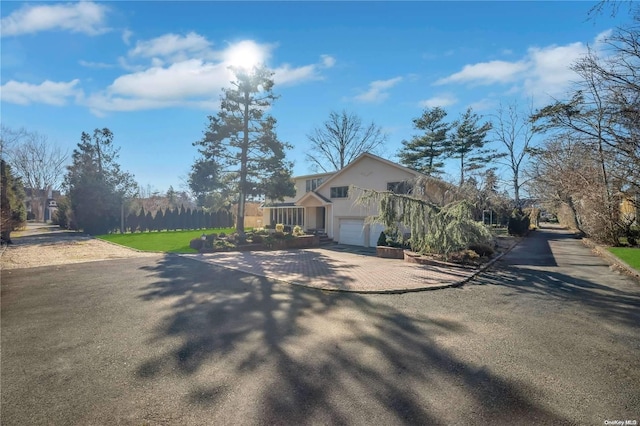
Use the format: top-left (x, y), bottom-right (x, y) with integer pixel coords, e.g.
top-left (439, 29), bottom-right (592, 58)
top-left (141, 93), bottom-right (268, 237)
top-left (225, 41), bottom-right (264, 70)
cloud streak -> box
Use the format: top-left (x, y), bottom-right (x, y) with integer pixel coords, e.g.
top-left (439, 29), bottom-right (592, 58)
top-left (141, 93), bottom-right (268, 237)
top-left (433, 34), bottom-right (612, 101)
top-left (0, 79), bottom-right (81, 105)
top-left (354, 77), bottom-right (403, 103)
top-left (0, 1), bottom-right (109, 37)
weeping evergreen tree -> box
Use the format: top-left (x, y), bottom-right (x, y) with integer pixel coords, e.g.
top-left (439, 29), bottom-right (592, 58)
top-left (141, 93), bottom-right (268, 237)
top-left (355, 186), bottom-right (493, 260)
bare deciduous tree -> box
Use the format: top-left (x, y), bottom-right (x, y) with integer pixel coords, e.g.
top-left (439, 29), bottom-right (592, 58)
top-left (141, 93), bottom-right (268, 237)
top-left (0, 125), bottom-right (27, 160)
top-left (5, 129), bottom-right (68, 221)
top-left (492, 100), bottom-right (537, 208)
top-left (306, 110), bottom-right (387, 172)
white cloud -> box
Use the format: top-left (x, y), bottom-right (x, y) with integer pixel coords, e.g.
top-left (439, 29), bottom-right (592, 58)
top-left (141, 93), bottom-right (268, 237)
top-left (419, 94), bottom-right (457, 108)
top-left (273, 64), bottom-right (317, 86)
top-left (79, 60), bottom-right (113, 69)
top-left (86, 42), bottom-right (334, 113)
top-left (354, 77), bottom-right (403, 103)
top-left (594, 29), bottom-right (613, 46)
top-left (273, 55), bottom-right (334, 86)
top-left (107, 59), bottom-right (230, 101)
top-left (128, 32), bottom-right (213, 61)
top-left (2, 33), bottom-right (333, 114)
top-left (0, 1), bottom-right (109, 37)
top-left (522, 42), bottom-right (587, 99)
top-left (0, 79), bottom-right (81, 105)
top-left (434, 32), bottom-right (612, 102)
top-left (122, 29), bottom-right (133, 45)
top-left (436, 60), bottom-right (528, 85)
top-left (321, 55), bottom-right (336, 68)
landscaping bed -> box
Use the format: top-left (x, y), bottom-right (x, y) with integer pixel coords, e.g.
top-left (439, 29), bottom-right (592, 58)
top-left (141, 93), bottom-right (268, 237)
top-left (190, 226), bottom-right (320, 253)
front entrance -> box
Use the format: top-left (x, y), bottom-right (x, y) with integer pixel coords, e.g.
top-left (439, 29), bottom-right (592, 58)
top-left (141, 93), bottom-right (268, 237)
top-left (316, 207), bottom-right (325, 230)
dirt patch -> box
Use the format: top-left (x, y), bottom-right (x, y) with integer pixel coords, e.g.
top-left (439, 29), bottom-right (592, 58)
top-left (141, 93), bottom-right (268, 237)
top-left (1, 229), bottom-right (159, 270)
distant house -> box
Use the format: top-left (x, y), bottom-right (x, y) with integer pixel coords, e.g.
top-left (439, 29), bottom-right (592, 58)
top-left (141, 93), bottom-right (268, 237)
top-left (620, 193), bottom-right (638, 226)
top-left (233, 202), bottom-right (264, 229)
top-left (25, 188), bottom-right (61, 222)
top-left (263, 152), bottom-right (453, 247)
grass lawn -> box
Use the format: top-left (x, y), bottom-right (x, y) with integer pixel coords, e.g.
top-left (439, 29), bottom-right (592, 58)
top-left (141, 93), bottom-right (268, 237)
top-left (97, 228), bottom-right (238, 253)
top-left (608, 247), bottom-right (640, 271)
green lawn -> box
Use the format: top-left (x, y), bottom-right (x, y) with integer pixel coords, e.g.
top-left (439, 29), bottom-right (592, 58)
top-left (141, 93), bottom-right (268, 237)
top-left (608, 247), bottom-right (640, 271)
top-left (97, 228), bottom-right (238, 253)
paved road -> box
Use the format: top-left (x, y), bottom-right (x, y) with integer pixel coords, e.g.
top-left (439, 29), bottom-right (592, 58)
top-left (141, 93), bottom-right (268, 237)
top-left (1, 226), bottom-right (638, 425)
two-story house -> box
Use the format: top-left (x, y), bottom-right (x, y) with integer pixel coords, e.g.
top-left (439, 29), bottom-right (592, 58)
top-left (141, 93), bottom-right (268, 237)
top-left (263, 152), bottom-right (452, 247)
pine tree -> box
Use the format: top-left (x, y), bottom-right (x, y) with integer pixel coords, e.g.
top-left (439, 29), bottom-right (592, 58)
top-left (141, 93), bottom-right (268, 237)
top-left (191, 66), bottom-right (295, 235)
top-left (446, 108), bottom-right (495, 187)
top-left (398, 107), bottom-right (450, 176)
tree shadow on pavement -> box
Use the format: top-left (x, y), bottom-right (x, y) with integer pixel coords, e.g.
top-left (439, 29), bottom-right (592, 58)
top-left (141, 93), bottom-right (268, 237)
top-left (135, 254), bottom-right (571, 424)
top-left (473, 262), bottom-right (640, 329)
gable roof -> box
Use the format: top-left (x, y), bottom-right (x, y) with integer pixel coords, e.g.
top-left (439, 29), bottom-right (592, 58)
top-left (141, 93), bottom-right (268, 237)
top-left (297, 189), bottom-right (332, 206)
top-left (310, 152), bottom-right (425, 193)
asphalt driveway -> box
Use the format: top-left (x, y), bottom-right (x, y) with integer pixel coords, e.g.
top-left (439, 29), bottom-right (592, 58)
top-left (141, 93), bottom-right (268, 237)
top-left (1, 226), bottom-right (638, 425)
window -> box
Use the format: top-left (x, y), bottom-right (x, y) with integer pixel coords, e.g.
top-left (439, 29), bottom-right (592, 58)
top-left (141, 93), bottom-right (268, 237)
top-left (387, 181), bottom-right (413, 194)
top-left (330, 186), bottom-right (349, 198)
top-left (305, 178), bottom-right (323, 192)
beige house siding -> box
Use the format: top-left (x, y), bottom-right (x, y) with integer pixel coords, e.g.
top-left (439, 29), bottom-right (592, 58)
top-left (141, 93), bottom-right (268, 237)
top-left (281, 172), bottom-right (334, 204)
top-left (313, 155), bottom-right (419, 243)
top-left (263, 153), bottom-right (450, 246)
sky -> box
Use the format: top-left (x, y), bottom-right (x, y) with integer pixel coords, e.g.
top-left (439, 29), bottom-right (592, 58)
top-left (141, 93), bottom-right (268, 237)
top-left (0, 1), bottom-right (629, 195)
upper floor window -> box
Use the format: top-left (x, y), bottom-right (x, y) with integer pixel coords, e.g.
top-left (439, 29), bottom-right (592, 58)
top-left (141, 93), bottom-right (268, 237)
top-left (387, 181), bottom-right (413, 194)
top-left (330, 186), bottom-right (349, 198)
top-left (305, 178), bottom-right (324, 192)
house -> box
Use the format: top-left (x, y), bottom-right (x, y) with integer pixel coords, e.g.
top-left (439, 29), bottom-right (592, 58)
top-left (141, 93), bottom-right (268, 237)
top-left (263, 152), bottom-right (453, 247)
top-left (25, 188), bottom-right (61, 222)
top-left (620, 193), bottom-right (638, 226)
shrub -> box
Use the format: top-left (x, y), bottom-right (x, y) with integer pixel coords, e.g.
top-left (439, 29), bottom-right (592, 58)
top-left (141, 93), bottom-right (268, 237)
top-left (275, 223), bottom-right (285, 233)
top-left (214, 239), bottom-right (234, 250)
top-left (293, 225), bottom-right (304, 236)
top-left (377, 231), bottom-right (387, 247)
top-left (189, 238), bottom-right (203, 250)
top-left (253, 227), bottom-right (268, 235)
top-left (508, 209), bottom-right (530, 236)
top-left (468, 243), bottom-right (494, 257)
top-left (273, 231), bottom-right (285, 239)
top-left (251, 234), bottom-right (264, 244)
top-left (218, 232), bottom-right (226, 238)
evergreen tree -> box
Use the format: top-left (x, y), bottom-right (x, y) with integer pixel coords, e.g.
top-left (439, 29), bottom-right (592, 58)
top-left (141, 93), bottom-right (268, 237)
top-left (398, 107), bottom-right (450, 176)
top-left (191, 66), bottom-right (295, 235)
top-left (145, 210), bottom-right (153, 232)
top-left (64, 129), bottom-right (138, 235)
top-left (126, 210), bottom-right (137, 233)
top-left (446, 108), bottom-right (495, 187)
top-left (1, 159), bottom-right (27, 244)
top-left (137, 207), bottom-right (146, 232)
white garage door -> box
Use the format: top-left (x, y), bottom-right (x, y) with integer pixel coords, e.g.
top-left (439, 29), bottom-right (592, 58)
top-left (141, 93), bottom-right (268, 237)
top-left (369, 223), bottom-right (386, 247)
top-left (339, 219), bottom-right (365, 246)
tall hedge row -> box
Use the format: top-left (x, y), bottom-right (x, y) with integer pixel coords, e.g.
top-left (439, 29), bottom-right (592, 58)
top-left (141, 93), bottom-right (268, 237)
top-left (125, 206), bottom-right (234, 233)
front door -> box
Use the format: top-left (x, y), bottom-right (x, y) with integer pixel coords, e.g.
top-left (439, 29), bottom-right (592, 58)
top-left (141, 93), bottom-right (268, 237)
top-left (317, 207), bottom-right (325, 230)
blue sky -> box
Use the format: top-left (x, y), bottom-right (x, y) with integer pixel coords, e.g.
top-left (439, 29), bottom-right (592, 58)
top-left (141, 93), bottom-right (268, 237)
top-left (0, 1), bottom-right (627, 194)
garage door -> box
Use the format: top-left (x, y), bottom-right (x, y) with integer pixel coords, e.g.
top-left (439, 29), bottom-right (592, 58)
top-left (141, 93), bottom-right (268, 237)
top-left (339, 219), bottom-right (365, 246)
top-left (369, 223), bottom-right (386, 247)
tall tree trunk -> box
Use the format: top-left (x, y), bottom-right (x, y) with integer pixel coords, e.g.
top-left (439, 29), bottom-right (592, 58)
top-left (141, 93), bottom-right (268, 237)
top-left (237, 89), bottom-right (249, 235)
